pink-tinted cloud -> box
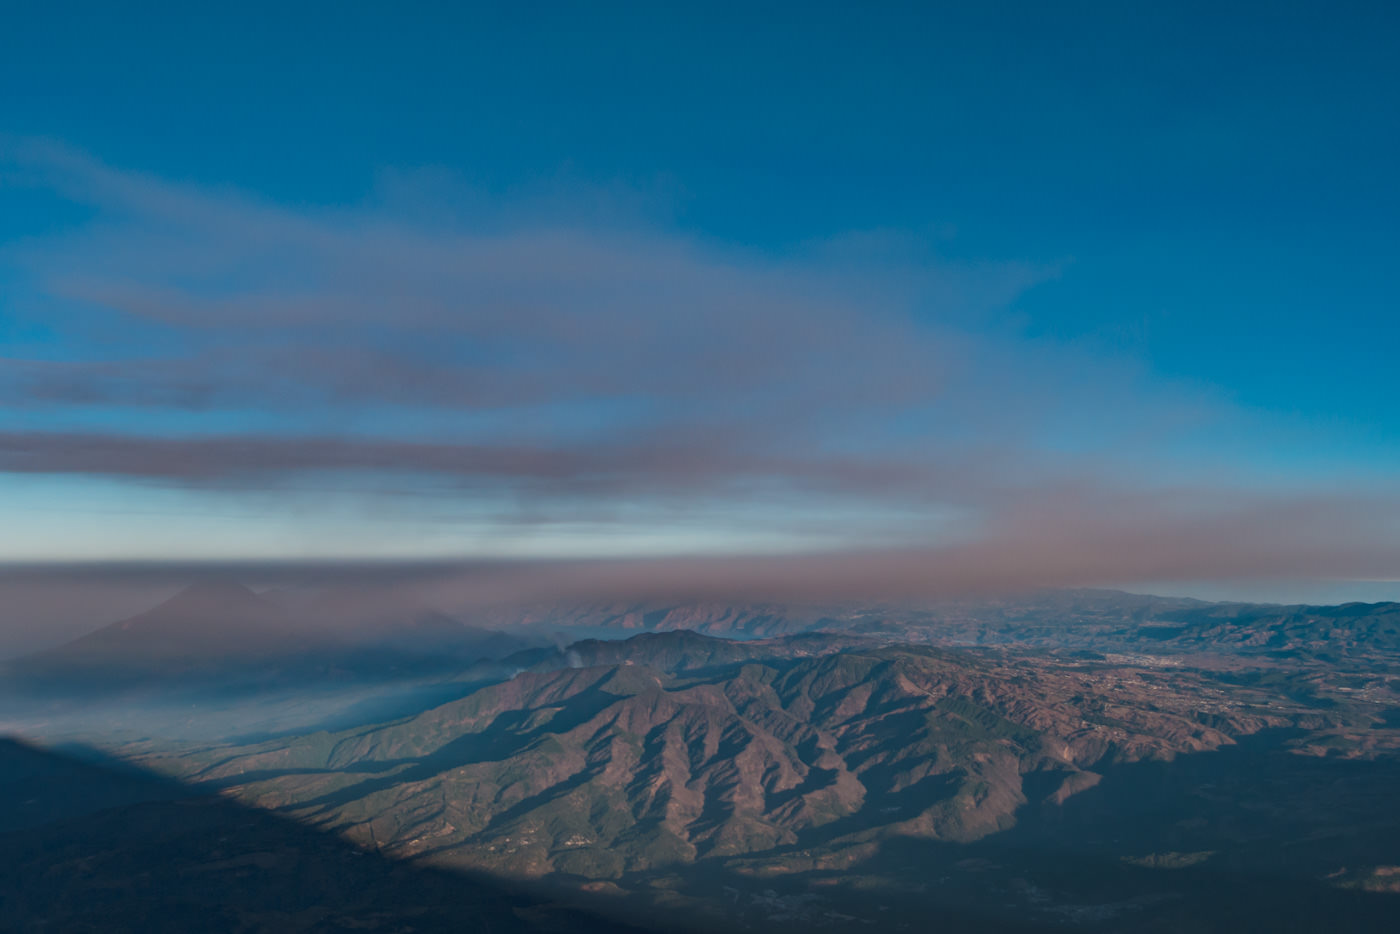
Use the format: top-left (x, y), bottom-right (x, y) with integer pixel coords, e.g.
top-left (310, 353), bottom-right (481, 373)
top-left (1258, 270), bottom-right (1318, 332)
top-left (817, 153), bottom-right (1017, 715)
top-left (1, 141), bottom-right (1394, 597)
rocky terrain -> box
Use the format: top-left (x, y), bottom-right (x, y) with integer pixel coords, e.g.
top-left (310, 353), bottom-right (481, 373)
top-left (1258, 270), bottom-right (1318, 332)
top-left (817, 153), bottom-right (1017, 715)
top-left (7, 587), bottom-right (1400, 931)
top-left (153, 639), bottom-right (1281, 873)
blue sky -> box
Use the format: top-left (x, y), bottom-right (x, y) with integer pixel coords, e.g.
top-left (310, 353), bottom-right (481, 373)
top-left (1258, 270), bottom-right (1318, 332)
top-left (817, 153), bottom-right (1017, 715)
top-left (1, 2), bottom-right (1398, 599)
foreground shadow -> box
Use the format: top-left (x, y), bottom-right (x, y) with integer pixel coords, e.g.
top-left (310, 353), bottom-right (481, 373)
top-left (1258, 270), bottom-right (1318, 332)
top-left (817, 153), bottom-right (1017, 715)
top-left (0, 736), bottom-right (647, 934)
top-left (674, 728), bottom-right (1400, 933)
top-left (7, 728), bottom-right (1400, 933)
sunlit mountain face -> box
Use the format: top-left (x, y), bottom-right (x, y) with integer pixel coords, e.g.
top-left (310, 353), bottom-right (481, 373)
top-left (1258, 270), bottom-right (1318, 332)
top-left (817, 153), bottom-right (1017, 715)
top-left (5, 584), bottom-right (1400, 932)
top-left (4, 2), bottom-right (1400, 932)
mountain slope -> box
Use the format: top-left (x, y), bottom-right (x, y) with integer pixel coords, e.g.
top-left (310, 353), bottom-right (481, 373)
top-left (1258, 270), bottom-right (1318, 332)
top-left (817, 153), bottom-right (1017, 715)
top-left (157, 637), bottom-right (1284, 882)
top-left (0, 738), bottom-right (645, 933)
top-left (42, 623), bottom-right (1400, 932)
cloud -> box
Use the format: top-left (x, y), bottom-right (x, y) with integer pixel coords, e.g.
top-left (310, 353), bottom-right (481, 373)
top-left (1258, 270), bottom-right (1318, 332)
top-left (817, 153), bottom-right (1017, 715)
top-left (0, 429), bottom-right (958, 499)
top-left (3, 140), bottom-right (1395, 595)
top-left (0, 144), bottom-right (1076, 490)
top-left (0, 142), bottom-right (1089, 439)
top-left (4, 483), bottom-right (1400, 626)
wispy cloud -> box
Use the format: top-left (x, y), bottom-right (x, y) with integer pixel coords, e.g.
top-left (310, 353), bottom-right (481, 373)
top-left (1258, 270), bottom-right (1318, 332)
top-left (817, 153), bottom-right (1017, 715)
top-left (3, 140), bottom-right (1396, 593)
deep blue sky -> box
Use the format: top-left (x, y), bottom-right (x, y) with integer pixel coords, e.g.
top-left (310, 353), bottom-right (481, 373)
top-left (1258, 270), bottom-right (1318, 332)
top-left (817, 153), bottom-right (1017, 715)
top-left (1, 1), bottom-right (1398, 597)
top-left (5, 2), bottom-right (1398, 419)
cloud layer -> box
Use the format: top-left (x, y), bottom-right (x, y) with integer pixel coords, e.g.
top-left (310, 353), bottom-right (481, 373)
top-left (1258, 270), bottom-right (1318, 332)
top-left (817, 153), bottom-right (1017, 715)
top-left (2, 141), bottom-right (1398, 599)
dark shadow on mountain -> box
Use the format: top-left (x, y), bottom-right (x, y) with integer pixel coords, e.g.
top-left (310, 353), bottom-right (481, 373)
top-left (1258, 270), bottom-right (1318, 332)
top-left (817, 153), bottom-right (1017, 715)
top-left (0, 736), bottom-right (651, 934)
top-left (8, 726), bottom-right (1400, 933)
top-left (687, 727), bottom-right (1400, 933)
top-left (275, 680), bottom-right (630, 814)
top-left (998, 728), bottom-right (1400, 883)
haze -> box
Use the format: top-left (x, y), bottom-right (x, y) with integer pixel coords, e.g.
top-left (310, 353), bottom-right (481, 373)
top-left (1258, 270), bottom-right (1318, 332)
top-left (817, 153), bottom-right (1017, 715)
top-left (5, 7), bottom-right (1400, 933)
top-left (4, 4), bottom-right (1399, 626)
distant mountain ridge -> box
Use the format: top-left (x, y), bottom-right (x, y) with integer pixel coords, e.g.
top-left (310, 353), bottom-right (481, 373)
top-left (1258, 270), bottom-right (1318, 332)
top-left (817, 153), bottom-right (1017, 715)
top-left (480, 589), bottom-right (1400, 661)
top-left (11, 582), bottom-right (533, 688)
top-left (35, 582), bottom-right (304, 665)
top-left (16, 583), bottom-right (1400, 702)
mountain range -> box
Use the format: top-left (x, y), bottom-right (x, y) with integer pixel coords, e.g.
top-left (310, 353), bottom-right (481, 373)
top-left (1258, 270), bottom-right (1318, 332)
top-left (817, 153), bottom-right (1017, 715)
top-left (7, 584), bottom-right (1400, 931)
top-left (8, 582), bottom-right (536, 691)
